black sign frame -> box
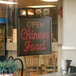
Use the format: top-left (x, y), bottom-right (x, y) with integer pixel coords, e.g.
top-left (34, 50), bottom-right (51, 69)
top-left (17, 17), bottom-right (52, 56)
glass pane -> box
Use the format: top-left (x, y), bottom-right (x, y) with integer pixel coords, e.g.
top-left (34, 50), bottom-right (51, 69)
top-left (0, 25), bottom-right (5, 56)
top-left (0, 0), bottom-right (58, 76)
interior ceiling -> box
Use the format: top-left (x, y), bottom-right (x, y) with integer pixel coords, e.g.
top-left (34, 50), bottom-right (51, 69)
top-left (0, 0), bottom-right (58, 8)
top-left (17, 0), bottom-right (58, 8)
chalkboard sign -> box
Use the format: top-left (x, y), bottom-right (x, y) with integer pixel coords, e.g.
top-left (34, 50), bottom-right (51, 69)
top-left (17, 17), bottom-right (52, 56)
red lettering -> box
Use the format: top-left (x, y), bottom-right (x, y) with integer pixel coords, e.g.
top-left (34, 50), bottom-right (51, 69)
top-left (24, 41), bottom-right (30, 52)
top-left (24, 40), bottom-right (46, 52)
top-left (33, 32), bottom-right (38, 40)
top-left (30, 44), bottom-right (34, 51)
top-left (21, 28), bottom-right (49, 41)
top-left (38, 32), bottom-right (42, 39)
top-left (35, 44), bottom-right (40, 50)
top-left (21, 28), bottom-right (28, 40)
top-left (40, 40), bottom-right (46, 50)
top-left (46, 32), bottom-right (49, 39)
top-left (42, 33), bottom-right (46, 39)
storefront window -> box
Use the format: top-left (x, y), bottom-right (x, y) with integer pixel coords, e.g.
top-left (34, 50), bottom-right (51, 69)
top-left (0, 0), bottom-right (58, 75)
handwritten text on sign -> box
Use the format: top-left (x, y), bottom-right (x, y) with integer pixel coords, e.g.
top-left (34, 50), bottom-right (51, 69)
top-left (18, 18), bottom-right (51, 56)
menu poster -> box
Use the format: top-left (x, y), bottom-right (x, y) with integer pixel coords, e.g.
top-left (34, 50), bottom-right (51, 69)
top-left (20, 9), bottom-right (26, 16)
top-left (35, 9), bottom-right (42, 16)
top-left (17, 17), bottom-right (52, 56)
top-left (27, 9), bottom-right (34, 16)
top-left (43, 9), bottom-right (50, 16)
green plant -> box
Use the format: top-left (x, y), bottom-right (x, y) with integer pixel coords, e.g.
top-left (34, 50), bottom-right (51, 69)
top-left (0, 61), bottom-right (7, 74)
top-left (7, 61), bottom-right (18, 73)
top-left (0, 61), bottom-right (18, 74)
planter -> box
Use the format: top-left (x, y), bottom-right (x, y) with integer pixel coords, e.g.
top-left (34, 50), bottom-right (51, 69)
top-left (0, 74), bottom-right (4, 76)
top-left (9, 73), bottom-right (13, 76)
top-left (0, 61), bottom-right (18, 76)
top-left (4, 74), bottom-right (10, 76)
top-left (0, 73), bottom-right (13, 76)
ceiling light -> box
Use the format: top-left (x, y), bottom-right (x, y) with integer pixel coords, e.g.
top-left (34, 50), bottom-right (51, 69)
top-left (26, 5), bottom-right (56, 8)
top-left (41, 0), bottom-right (58, 2)
top-left (0, 1), bottom-right (18, 4)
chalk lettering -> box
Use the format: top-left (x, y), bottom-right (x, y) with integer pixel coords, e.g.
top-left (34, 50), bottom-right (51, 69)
top-left (26, 21), bottom-right (44, 28)
top-left (24, 40), bottom-right (46, 52)
top-left (21, 28), bottom-right (49, 40)
top-left (21, 28), bottom-right (28, 40)
top-left (24, 41), bottom-right (30, 52)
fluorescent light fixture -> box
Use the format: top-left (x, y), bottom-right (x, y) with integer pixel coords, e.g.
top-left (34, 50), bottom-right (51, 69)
top-left (0, 1), bottom-right (18, 4)
top-left (26, 5), bottom-right (56, 8)
top-left (41, 0), bottom-right (58, 2)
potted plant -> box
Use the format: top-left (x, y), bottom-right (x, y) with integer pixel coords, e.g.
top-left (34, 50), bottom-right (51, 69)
top-left (7, 61), bottom-right (18, 76)
top-left (0, 61), bottom-right (18, 76)
top-left (0, 61), bottom-right (7, 76)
